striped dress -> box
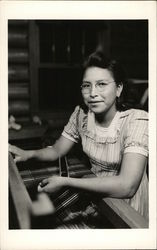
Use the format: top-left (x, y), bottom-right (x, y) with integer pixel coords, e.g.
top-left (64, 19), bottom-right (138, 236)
top-left (62, 106), bottom-right (148, 220)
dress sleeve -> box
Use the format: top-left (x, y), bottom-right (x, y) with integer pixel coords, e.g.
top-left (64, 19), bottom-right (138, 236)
top-left (123, 110), bottom-right (148, 157)
top-left (62, 106), bottom-right (80, 143)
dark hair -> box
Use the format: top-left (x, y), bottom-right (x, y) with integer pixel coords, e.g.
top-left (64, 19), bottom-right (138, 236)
top-left (83, 51), bottom-right (126, 87)
top-left (81, 51), bottom-right (128, 111)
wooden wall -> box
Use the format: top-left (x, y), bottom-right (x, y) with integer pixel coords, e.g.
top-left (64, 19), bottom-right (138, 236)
top-left (8, 20), bottom-right (30, 123)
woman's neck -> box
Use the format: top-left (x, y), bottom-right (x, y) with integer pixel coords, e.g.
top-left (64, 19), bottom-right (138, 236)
top-left (95, 107), bottom-right (117, 128)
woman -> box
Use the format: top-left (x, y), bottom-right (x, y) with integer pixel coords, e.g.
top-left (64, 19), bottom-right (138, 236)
top-left (9, 51), bottom-right (148, 220)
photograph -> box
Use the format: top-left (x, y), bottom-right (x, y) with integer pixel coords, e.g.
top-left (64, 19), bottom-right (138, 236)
top-left (0, 1), bottom-right (156, 250)
top-left (8, 19), bottom-right (149, 230)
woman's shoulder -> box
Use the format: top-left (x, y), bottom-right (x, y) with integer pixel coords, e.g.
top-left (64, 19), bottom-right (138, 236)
top-left (119, 108), bottom-right (148, 120)
top-left (69, 105), bottom-right (88, 125)
top-left (71, 105), bottom-right (87, 116)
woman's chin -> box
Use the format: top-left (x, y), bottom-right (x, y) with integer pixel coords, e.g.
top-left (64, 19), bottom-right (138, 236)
top-left (89, 106), bottom-right (106, 114)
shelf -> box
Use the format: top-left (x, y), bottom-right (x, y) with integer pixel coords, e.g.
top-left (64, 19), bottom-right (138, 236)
top-left (9, 124), bottom-right (48, 141)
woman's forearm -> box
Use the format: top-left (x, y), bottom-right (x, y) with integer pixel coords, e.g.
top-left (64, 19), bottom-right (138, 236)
top-left (31, 146), bottom-right (59, 161)
top-left (29, 147), bottom-right (59, 161)
top-left (37, 153), bottom-right (146, 199)
top-left (25, 135), bottom-right (75, 162)
top-left (66, 176), bottom-right (135, 199)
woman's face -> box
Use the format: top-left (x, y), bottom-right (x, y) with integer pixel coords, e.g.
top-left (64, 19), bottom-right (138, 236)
top-left (81, 66), bottom-right (123, 115)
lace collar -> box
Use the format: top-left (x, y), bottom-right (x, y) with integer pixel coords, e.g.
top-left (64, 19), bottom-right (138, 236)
top-left (80, 110), bottom-right (122, 144)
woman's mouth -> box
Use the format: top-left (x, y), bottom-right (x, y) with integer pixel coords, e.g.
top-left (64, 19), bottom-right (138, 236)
top-left (88, 101), bottom-right (104, 104)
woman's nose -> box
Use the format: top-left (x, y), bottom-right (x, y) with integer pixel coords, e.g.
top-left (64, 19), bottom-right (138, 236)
top-left (90, 85), bottom-right (98, 97)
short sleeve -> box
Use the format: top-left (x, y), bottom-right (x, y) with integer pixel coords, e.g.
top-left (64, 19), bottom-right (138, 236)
top-left (123, 110), bottom-right (148, 157)
top-left (62, 106), bottom-right (80, 143)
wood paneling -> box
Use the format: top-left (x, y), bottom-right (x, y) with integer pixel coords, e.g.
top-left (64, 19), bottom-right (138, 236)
top-left (8, 20), bottom-right (30, 119)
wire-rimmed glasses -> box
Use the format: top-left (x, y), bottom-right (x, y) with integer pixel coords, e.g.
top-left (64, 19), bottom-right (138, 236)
top-left (81, 81), bottom-right (115, 94)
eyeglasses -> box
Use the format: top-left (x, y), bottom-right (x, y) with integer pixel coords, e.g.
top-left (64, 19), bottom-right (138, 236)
top-left (81, 81), bottom-right (115, 94)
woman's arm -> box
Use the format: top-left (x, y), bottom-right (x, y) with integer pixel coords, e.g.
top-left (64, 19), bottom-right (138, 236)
top-left (9, 135), bottom-right (75, 163)
top-left (69, 152), bottom-right (147, 198)
top-left (38, 153), bottom-right (147, 199)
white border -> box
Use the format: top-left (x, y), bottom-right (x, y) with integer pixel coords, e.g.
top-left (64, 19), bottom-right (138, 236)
top-left (0, 1), bottom-right (156, 249)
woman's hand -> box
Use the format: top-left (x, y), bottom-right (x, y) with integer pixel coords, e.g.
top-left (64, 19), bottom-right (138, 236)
top-left (9, 144), bottom-right (33, 163)
top-left (37, 176), bottom-right (68, 194)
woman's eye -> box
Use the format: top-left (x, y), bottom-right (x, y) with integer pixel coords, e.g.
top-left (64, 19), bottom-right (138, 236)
top-left (82, 84), bottom-right (90, 88)
top-left (98, 82), bottom-right (107, 87)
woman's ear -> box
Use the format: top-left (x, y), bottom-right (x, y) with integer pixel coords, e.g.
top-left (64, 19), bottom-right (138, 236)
top-left (116, 83), bottom-right (123, 98)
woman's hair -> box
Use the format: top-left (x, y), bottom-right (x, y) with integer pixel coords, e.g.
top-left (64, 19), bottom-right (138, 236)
top-left (81, 50), bottom-right (128, 111)
top-left (83, 50), bottom-right (127, 87)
